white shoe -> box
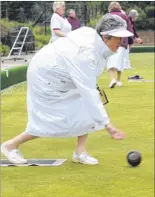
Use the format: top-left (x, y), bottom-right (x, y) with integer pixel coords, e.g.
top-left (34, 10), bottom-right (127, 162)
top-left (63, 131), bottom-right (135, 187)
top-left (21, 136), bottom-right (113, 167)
top-left (1, 144), bottom-right (27, 164)
top-left (109, 79), bottom-right (117, 88)
top-left (116, 81), bottom-right (123, 87)
top-left (72, 152), bottom-right (98, 165)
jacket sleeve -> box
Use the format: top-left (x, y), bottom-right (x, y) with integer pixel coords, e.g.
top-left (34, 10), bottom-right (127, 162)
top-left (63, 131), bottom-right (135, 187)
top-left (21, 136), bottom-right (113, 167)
top-left (133, 22), bottom-right (139, 38)
top-left (66, 51), bottom-right (110, 126)
top-left (126, 16), bottom-right (133, 33)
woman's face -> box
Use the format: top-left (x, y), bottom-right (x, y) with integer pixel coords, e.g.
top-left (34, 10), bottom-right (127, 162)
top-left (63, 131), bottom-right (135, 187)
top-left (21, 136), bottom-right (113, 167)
top-left (132, 16), bottom-right (138, 22)
top-left (103, 36), bottom-right (122, 52)
top-left (57, 4), bottom-right (65, 16)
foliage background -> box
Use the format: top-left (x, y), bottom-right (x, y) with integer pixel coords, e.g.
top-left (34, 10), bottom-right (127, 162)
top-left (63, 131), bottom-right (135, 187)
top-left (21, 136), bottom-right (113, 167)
top-left (1, 1), bottom-right (155, 30)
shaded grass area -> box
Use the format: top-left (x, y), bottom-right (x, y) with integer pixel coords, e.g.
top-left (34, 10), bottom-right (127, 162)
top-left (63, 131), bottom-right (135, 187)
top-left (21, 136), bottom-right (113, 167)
top-left (1, 53), bottom-right (154, 197)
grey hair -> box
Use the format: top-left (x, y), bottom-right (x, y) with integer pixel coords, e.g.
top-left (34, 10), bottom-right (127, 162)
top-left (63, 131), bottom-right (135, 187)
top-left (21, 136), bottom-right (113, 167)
top-left (53, 1), bottom-right (65, 12)
top-left (69, 9), bottom-right (75, 13)
top-left (96, 13), bottom-right (127, 36)
top-left (108, 2), bottom-right (122, 12)
top-left (129, 9), bottom-right (139, 18)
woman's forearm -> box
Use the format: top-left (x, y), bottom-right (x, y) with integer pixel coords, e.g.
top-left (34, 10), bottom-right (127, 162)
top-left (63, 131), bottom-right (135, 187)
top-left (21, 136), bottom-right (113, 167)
top-left (53, 29), bottom-right (66, 37)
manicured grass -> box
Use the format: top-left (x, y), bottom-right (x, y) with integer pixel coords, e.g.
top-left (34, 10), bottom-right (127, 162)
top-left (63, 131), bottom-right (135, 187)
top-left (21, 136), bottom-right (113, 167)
top-left (1, 53), bottom-right (154, 197)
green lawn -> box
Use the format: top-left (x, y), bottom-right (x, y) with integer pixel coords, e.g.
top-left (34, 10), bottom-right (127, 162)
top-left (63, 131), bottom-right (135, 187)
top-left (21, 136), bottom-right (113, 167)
top-left (1, 53), bottom-right (154, 197)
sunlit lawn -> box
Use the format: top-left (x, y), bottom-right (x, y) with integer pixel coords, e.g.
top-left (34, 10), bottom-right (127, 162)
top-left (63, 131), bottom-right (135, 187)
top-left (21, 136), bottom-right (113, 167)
top-left (1, 53), bottom-right (154, 197)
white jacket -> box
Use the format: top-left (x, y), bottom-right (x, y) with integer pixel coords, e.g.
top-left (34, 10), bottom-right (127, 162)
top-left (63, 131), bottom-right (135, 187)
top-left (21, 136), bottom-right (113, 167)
top-left (25, 27), bottom-right (114, 137)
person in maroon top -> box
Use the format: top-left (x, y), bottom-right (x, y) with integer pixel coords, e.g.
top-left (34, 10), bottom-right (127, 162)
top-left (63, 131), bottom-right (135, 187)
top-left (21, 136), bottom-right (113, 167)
top-left (124, 9), bottom-right (143, 69)
top-left (67, 9), bottom-right (81, 31)
top-left (128, 9), bottom-right (143, 48)
top-left (106, 2), bottom-right (133, 88)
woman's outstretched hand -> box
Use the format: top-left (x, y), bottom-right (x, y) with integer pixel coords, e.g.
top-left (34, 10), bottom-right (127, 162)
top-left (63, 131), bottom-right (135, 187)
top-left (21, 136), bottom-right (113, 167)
top-left (105, 124), bottom-right (125, 140)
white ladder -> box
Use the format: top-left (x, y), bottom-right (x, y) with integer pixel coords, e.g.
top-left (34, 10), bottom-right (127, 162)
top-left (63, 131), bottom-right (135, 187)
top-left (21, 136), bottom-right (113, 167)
top-left (7, 27), bottom-right (30, 59)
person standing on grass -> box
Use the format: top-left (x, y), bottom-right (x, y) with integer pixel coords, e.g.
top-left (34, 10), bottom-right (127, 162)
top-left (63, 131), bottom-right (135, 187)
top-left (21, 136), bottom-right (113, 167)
top-left (67, 9), bottom-right (81, 30)
top-left (49, 1), bottom-right (72, 43)
top-left (106, 2), bottom-right (133, 88)
top-left (124, 9), bottom-right (143, 69)
top-left (1, 14), bottom-right (133, 165)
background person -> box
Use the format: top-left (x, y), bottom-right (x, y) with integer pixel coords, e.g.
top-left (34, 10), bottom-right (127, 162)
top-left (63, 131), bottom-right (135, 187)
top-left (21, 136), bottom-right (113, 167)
top-left (124, 9), bottom-right (143, 69)
top-left (67, 9), bottom-right (81, 30)
top-left (106, 2), bottom-right (132, 88)
top-left (50, 1), bottom-right (72, 42)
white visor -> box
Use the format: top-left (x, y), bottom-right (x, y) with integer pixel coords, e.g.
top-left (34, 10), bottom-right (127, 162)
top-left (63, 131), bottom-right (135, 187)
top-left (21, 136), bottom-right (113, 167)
top-left (100, 28), bottom-right (133, 37)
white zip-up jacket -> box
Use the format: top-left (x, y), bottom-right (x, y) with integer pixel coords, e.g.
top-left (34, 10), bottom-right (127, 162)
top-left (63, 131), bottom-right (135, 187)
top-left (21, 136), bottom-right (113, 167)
top-left (26, 27), bottom-right (114, 137)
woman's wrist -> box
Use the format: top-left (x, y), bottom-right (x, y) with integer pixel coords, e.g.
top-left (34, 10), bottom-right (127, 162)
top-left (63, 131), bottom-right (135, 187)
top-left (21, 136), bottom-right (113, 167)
top-left (105, 124), bottom-right (117, 135)
top-left (105, 124), bottom-right (125, 140)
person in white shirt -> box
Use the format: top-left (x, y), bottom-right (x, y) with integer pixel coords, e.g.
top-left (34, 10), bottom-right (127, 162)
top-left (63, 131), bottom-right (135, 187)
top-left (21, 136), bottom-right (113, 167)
top-left (50, 1), bottom-right (72, 42)
top-left (1, 14), bottom-right (133, 165)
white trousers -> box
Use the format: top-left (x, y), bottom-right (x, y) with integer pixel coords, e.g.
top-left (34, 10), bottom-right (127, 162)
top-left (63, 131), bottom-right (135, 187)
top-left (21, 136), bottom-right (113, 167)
top-left (106, 47), bottom-right (127, 72)
top-left (124, 45), bottom-right (131, 68)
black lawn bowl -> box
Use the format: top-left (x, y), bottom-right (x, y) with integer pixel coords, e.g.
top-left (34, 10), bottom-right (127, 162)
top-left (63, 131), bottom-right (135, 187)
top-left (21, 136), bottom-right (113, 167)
top-left (127, 151), bottom-right (142, 167)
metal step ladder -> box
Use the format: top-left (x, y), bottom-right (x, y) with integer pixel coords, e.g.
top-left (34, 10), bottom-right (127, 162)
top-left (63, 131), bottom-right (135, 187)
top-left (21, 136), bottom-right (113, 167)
top-left (7, 27), bottom-right (30, 61)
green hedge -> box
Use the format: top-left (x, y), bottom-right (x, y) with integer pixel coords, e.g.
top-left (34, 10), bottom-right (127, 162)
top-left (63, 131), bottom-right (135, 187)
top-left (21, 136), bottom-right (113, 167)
top-left (0, 43), bottom-right (10, 56)
top-left (145, 6), bottom-right (155, 18)
top-left (1, 65), bottom-right (28, 90)
top-left (131, 46), bottom-right (155, 53)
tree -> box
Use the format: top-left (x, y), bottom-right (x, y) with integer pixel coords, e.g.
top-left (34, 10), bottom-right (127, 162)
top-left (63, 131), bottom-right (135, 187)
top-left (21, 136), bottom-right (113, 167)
top-left (145, 6), bottom-right (155, 18)
top-left (1, 1), bottom-right (155, 30)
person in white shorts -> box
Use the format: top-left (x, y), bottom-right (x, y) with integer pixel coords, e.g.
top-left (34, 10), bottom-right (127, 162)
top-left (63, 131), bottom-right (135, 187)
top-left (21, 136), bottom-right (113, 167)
top-left (50, 1), bottom-right (72, 42)
top-left (1, 14), bottom-right (133, 165)
top-left (106, 2), bottom-right (132, 88)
